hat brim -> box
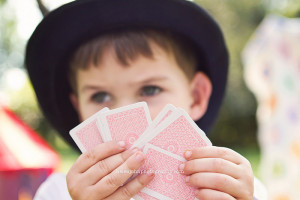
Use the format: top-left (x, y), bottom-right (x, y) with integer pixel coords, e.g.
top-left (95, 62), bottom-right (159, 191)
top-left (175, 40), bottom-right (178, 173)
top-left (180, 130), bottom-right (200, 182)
top-left (26, 0), bottom-right (228, 150)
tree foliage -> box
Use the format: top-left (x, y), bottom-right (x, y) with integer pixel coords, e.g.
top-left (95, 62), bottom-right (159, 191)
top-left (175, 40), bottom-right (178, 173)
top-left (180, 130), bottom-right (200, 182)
top-left (0, 0), bottom-right (56, 145)
top-left (197, 0), bottom-right (299, 149)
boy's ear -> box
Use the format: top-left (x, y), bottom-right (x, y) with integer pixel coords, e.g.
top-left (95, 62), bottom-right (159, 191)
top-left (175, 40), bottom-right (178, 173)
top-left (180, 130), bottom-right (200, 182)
top-left (189, 72), bottom-right (212, 121)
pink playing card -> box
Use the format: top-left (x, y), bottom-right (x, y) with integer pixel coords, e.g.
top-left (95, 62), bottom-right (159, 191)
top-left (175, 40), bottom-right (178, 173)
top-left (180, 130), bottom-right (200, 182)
top-left (99, 102), bottom-right (152, 148)
top-left (131, 104), bottom-right (179, 149)
top-left (153, 104), bottom-right (177, 129)
top-left (69, 107), bottom-right (109, 153)
top-left (137, 144), bottom-right (197, 200)
top-left (148, 109), bottom-right (211, 157)
top-left (134, 192), bottom-right (159, 200)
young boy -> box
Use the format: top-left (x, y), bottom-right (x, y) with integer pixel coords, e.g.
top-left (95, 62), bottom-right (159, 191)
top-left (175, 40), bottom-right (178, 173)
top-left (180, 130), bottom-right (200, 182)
top-left (26, 0), bottom-right (265, 199)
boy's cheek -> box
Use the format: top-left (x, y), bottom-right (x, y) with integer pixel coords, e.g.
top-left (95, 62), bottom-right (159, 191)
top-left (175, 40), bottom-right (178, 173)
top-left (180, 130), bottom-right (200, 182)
top-left (78, 102), bottom-right (105, 121)
top-left (147, 94), bottom-right (192, 118)
top-left (148, 103), bottom-right (165, 120)
top-left (146, 96), bottom-right (177, 118)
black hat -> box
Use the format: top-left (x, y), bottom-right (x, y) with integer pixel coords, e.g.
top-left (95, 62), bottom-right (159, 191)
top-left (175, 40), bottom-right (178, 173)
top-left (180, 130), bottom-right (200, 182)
top-left (25, 0), bottom-right (228, 150)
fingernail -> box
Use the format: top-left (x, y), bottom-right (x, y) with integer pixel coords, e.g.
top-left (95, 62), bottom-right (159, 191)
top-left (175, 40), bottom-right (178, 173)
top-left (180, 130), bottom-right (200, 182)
top-left (185, 150), bottom-right (192, 159)
top-left (118, 141), bottom-right (126, 148)
top-left (179, 163), bottom-right (185, 171)
top-left (130, 147), bottom-right (139, 153)
top-left (146, 171), bottom-right (155, 177)
top-left (135, 152), bottom-right (145, 162)
top-left (185, 176), bottom-right (190, 183)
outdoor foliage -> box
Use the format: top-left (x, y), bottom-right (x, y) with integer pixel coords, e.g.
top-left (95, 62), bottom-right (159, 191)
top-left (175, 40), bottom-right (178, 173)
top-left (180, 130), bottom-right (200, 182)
top-left (196, 0), bottom-right (300, 150)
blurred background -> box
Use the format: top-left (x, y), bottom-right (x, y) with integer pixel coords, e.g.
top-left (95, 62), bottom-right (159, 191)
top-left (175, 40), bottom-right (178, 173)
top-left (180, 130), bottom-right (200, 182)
top-left (0, 0), bottom-right (300, 199)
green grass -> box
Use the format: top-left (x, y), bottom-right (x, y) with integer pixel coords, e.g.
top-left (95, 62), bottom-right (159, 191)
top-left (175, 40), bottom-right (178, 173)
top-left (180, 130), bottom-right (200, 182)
top-left (53, 136), bottom-right (79, 173)
top-left (233, 146), bottom-right (261, 178)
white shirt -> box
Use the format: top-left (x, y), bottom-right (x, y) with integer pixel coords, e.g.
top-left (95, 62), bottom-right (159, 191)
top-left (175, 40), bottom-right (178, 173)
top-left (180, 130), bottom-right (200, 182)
top-left (34, 173), bottom-right (268, 200)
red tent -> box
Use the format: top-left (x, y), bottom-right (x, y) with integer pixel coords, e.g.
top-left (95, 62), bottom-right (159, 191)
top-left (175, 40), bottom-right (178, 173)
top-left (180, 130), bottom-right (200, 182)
top-left (0, 106), bottom-right (60, 200)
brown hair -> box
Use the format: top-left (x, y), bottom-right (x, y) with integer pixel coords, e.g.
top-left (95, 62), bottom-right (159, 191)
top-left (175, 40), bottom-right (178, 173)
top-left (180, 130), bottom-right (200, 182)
top-left (68, 28), bottom-right (198, 93)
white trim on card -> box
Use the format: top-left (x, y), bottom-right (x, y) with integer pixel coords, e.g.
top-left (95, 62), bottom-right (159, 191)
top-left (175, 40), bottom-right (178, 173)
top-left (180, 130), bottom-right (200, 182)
top-left (69, 107), bottom-right (109, 153)
top-left (69, 129), bottom-right (87, 153)
top-left (100, 102), bottom-right (152, 142)
top-left (151, 104), bottom-right (177, 128)
top-left (96, 119), bottom-right (107, 142)
top-left (132, 195), bottom-right (143, 200)
top-left (133, 109), bottom-right (182, 149)
top-left (148, 109), bottom-right (211, 148)
top-left (143, 143), bottom-right (186, 162)
top-left (131, 104), bottom-right (178, 149)
top-left (141, 187), bottom-right (173, 200)
top-left (177, 108), bottom-right (212, 146)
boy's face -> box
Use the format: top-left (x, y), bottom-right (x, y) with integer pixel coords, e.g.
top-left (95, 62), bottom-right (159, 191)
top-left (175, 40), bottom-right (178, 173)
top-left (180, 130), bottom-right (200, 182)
top-left (71, 43), bottom-right (212, 122)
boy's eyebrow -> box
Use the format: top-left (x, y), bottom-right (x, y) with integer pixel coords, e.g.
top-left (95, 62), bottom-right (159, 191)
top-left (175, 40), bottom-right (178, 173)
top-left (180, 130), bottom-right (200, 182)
top-left (80, 85), bottom-right (105, 93)
top-left (133, 76), bottom-right (169, 85)
top-left (80, 76), bottom-right (169, 92)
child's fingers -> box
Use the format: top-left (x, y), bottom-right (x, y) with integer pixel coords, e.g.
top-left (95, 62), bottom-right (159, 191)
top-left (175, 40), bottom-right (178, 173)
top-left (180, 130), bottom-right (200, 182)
top-left (184, 146), bottom-right (247, 165)
top-left (194, 188), bottom-right (235, 200)
top-left (104, 172), bottom-right (155, 200)
top-left (82, 148), bottom-right (139, 185)
top-left (181, 158), bottom-right (241, 179)
top-left (71, 141), bottom-right (127, 173)
top-left (91, 151), bottom-right (146, 198)
top-left (186, 172), bottom-right (240, 198)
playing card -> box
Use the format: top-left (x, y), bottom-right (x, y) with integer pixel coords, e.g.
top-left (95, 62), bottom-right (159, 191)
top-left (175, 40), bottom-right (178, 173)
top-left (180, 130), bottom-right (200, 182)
top-left (147, 109), bottom-right (211, 157)
top-left (99, 102), bottom-right (152, 147)
top-left (134, 192), bottom-right (159, 200)
top-left (135, 144), bottom-right (197, 200)
top-left (131, 104), bottom-right (179, 149)
top-left (69, 107), bottom-right (109, 153)
top-left (151, 104), bottom-right (178, 129)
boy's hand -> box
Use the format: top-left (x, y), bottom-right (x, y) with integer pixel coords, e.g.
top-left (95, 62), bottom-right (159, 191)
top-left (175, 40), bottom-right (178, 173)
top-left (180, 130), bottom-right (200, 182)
top-left (66, 141), bottom-right (154, 200)
top-left (180, 146), bottom-right (254, 200)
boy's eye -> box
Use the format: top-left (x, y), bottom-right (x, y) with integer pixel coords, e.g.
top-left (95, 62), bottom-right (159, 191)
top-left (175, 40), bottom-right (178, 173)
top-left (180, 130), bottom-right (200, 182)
top-left (140, 86), bottom-right (162, 97)
top-left (91, 92), bottom-right (111, 103)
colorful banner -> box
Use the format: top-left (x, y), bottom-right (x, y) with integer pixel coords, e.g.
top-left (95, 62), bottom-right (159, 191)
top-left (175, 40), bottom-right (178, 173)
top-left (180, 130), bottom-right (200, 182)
top-left (243, 15), bottom-right (300, 200)
top-left (0, 106), bottom-right (60, 199)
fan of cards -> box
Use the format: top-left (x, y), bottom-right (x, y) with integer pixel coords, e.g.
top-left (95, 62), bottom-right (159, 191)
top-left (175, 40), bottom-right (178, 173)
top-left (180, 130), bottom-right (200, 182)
top-left (70, 102), bottom-right (212, 200)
